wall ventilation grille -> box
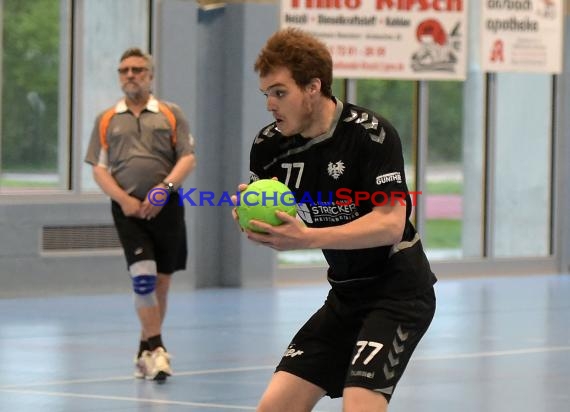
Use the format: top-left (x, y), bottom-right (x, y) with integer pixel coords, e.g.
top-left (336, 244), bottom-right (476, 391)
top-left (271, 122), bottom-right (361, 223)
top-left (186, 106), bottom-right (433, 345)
top-left (42, 225), bottom-right (121, 251)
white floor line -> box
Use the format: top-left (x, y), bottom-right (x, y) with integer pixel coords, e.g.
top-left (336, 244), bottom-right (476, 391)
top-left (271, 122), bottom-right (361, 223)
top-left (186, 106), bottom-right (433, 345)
top-left (0, 387), bottom-right (338, 412)
top-left (0, 365), bottom-right (274, 389)
top-left (415, 345), bottom-right (570, 361)
top-left (0, 388), bottom-right (257, 410)
top-left (2, 345), bottom-right (568, 392)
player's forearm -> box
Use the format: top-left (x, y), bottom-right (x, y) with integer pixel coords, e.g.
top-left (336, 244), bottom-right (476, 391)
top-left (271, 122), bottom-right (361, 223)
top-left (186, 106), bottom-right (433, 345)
top-left (306, 206), bottom-right (406, 250)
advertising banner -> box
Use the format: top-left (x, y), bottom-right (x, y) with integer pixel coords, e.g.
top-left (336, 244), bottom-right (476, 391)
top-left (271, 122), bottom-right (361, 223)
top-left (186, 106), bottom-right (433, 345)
top-left (280, 0), bottom-right (468, 80)
top-left (481, 0), bottom-right (563, 73)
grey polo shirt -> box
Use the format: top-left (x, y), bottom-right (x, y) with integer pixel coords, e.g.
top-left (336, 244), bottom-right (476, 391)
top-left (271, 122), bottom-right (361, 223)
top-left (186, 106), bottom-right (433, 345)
top-left (85, 96), bottom-right (195, 200)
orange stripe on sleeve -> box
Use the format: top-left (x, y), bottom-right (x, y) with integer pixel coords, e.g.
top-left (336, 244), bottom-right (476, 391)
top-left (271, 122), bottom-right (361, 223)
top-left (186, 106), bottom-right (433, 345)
top-left (98, 108), bottom-right (117, 150)
top-left (158, 102), bottom-right (177, 147)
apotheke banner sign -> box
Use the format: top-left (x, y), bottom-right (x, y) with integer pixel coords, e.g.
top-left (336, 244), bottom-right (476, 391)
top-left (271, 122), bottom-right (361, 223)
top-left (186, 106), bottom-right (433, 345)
top-left (481, 0), bottom-right (563, 74)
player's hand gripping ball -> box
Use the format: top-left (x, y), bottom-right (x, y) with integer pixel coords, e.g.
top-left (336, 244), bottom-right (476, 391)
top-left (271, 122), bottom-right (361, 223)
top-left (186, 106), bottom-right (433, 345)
top-left (236, 179), bottom-right (297, 232)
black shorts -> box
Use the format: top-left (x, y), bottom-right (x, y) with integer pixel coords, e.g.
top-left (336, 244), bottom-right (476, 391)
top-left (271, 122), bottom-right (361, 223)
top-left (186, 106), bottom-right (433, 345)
top-left (275, 282), bottom-right (436, 401)
top-left (111, 194), bottom-right (187, 274)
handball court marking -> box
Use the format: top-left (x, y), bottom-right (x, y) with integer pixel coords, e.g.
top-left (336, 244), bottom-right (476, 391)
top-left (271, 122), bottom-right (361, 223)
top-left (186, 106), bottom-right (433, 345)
top-left (1, 346), bottom-right (568, 410)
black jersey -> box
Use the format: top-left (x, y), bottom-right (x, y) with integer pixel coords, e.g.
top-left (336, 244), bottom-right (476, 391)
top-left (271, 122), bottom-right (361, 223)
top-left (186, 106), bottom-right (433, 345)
top-left (249, 99), bottom-right (435, 296)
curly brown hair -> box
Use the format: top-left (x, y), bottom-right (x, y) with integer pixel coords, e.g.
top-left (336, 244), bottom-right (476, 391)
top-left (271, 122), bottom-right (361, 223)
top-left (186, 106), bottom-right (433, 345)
top-left (254, 28), bottom-right (333, 98)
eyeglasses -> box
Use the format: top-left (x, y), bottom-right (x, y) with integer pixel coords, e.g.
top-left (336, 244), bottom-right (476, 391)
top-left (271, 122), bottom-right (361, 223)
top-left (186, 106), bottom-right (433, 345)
top-left (117, 66), bottom-right (148, 75)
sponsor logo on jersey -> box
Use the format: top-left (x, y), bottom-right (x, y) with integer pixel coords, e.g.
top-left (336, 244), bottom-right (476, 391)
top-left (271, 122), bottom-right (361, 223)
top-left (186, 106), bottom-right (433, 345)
top-left (297, 201), bottom-right (360, 225)
top-left (376, 172), bottom-right (402, 185)
top-left (327, 160), bottom-right (346, 180)
top-left (296, 203), bottom-right (313, 224)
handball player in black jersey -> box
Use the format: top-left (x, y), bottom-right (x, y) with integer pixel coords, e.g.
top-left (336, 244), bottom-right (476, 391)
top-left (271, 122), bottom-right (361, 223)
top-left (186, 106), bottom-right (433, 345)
top-left (232, 28), bottom-right (437, 412)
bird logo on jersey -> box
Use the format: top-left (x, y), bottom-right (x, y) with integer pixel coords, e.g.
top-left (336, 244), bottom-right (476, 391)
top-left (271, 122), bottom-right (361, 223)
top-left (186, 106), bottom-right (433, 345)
top-left (327, 161), bottom-right (345, 180)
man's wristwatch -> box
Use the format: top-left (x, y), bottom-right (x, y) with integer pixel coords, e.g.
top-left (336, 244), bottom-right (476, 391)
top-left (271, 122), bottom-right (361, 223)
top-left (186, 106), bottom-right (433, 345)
top-left (163, 181), bottom-right (176, 194)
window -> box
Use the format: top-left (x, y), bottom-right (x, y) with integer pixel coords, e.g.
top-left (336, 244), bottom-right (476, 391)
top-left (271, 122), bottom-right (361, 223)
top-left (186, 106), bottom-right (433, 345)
top-left (0, 0), bottom-right (63, 191)
top-left (491, 73), bottom-right (552, 257)
top-left (76, 0), bottom-right (150, 192)
top-left (424, 81), bottom-right (464, 259)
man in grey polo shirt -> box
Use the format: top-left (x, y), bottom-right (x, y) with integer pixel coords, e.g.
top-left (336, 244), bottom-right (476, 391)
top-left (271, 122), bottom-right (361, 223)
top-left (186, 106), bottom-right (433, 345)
top-left (84, 47), bottom-right (196, 382)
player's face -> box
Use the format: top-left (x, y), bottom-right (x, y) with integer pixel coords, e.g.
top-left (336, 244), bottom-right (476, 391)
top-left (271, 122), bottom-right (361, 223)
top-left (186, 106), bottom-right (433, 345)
top-left (259, 67), bottom-right (316, 137)
top-left (118, 56), bottom-right (153, 101)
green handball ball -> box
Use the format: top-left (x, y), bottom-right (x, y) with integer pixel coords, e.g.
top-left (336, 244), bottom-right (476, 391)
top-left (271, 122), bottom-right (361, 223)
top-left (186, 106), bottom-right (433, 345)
top-left (237, 179), bottom-right (297, 232)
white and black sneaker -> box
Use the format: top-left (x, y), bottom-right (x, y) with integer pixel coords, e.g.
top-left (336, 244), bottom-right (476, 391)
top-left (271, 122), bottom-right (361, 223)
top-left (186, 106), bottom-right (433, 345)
top-left (146, 347), bottom-right (172, 381)
top-left (134, 350), bottom-right (152, 379)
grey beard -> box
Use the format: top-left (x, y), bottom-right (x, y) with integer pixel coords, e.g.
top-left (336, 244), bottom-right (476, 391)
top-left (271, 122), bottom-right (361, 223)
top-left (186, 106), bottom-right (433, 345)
top-left (124, 90), bottom-right (144, 101)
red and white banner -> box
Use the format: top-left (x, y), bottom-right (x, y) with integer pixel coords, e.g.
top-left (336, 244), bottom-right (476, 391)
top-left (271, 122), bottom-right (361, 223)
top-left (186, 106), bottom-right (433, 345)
top-left (481, 0), bottom-right (563, 73)
top-left (280, 0), bottom-right (468, 80)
